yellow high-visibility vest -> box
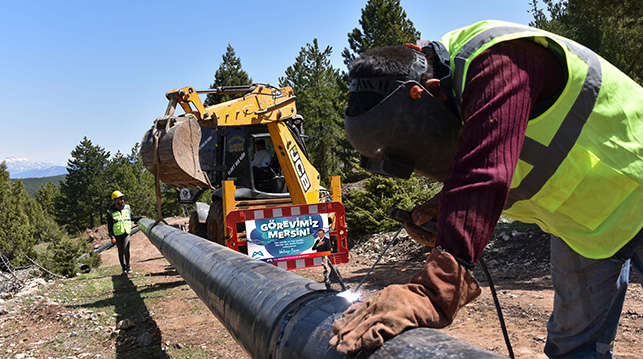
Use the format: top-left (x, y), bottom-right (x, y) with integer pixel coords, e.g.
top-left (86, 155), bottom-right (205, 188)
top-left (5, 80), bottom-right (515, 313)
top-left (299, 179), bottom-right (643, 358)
top-left (441, 20), bottom-right (643, 258)
top-left (108, 204), bottom-right (132, 236)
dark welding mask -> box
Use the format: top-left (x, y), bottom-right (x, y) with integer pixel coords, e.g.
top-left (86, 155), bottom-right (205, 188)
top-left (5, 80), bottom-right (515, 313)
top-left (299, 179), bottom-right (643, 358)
top-left (344, 42), bottom-right (461, 181)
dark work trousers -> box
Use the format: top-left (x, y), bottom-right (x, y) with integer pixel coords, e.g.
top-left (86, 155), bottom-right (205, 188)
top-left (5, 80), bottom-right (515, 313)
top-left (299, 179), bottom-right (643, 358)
top-left (545, 229), bottom-right (643, 358)
top-left (114, 233), bottom-right (131, 271)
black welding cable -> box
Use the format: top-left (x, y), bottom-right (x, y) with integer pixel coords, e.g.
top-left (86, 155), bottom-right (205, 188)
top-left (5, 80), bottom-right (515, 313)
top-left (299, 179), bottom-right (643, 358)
top-left (479, 256), bottom-right (515, 359)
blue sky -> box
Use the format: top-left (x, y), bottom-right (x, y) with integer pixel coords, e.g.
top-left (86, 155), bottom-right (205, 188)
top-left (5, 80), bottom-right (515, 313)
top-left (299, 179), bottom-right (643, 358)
top-left (0, 0), bottom-right (534, 165)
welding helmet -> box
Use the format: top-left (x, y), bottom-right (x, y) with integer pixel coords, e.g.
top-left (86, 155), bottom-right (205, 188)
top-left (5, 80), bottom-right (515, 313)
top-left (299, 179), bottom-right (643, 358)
top-left (344, 42), bottom-right (461, 181)
top-left (111, 190), bottom-right (124, 200)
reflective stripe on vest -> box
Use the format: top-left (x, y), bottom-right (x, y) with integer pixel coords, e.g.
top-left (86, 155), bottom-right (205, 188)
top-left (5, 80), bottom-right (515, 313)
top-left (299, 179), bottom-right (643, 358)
top-left (448, 23), bottom-right (601, 207)
top-left (108, 204), bottom-right (132, 236)
top-left (440, 21), bottom-right (643, 258)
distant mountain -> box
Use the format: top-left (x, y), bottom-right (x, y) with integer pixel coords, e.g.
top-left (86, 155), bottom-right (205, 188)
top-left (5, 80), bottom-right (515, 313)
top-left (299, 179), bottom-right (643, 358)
top-left (2, 157), bottom-right (67, 179)
top-left (13, 166), bottom-right (68, 178)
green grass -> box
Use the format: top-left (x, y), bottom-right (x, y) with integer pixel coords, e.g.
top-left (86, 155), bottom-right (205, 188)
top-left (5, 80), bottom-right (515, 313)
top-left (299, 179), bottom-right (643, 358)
top-left (0, 264), bottom-right (176, 358)
top-left (163, 346), bottom-right (217, 358)
top-left (0, 242), bottom-right (256, 359)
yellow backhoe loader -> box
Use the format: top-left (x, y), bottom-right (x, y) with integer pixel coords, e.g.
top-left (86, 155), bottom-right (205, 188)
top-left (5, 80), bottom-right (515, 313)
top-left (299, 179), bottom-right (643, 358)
top-left (141, 84), bottom-right (349, 270)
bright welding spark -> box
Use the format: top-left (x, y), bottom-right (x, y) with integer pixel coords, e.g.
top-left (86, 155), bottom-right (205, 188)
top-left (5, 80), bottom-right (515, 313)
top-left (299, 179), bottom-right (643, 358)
top-left (337, 290), bottom-right (360, 302)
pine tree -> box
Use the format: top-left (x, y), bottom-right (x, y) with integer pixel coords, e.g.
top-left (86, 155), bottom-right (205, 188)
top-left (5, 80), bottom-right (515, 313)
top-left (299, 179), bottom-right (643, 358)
top-left (342, 0), bottom-right (421, 66)
top-left (106, 144), bottom-right (156, 219)
top-left (42, 235), bottom-right (87, 277)
top-left (23, 187), bottom-right (63, 244)
top-left (57, 137), bottom-right (110, 233)
top-left (0, 163), bottom-right (36, 267)
top-left (1, 162), bottom-right (71, 270)
top-left (280, 39), bottom-right (350, 182)
top-left (204, 44), bottom-right (253, 106)
top-left (126, 143), bottom-right (156, 217)
top-left (35, 182), bottom-right (60, 219)
top-left (279, 39), bottom-right (356, 181)
top-left (345, 175), bottom-right (441, 238)
top-left (529, 0), bottom-right (642, 84)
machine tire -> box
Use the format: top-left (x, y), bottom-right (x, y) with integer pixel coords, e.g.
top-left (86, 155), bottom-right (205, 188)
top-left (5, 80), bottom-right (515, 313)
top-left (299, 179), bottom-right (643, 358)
top-left (188, 211), bottom-right (207, 239)
top-left (206, 199), bottom-right (226, 245)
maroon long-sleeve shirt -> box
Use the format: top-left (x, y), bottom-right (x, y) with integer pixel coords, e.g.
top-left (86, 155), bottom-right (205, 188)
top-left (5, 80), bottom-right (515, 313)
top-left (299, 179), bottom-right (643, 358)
top-left (435, 40), bottom-right (563, 263)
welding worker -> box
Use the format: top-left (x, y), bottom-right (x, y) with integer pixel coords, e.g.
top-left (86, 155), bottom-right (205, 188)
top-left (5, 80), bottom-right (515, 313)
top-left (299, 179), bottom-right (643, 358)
top-left (107, 191), bottom-right (142, 275)
top-left (330, 20), bottom-right (643, 358)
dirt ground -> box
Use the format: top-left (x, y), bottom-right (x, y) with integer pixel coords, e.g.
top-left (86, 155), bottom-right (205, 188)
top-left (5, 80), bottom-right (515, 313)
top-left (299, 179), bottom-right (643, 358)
top-left (96, 218), bottom-right (643, 358)
top-left (2, 218), bottom-right (642, 358)
top-left (336, 226), bottom-right (643, 359)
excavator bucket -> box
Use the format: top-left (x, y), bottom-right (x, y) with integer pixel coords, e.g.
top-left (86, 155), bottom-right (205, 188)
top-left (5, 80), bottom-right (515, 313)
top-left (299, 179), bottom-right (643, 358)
top-left (141, 114), bottom-right (212, 189)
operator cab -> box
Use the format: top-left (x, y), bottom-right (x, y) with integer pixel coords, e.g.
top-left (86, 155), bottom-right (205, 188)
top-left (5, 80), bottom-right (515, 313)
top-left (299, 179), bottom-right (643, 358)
top-left (207, 124), bottom-right (288, 195)
top-left (177, 123), bottom-right (297, 204)
top-left (176, 115), bottom-right (310, 204)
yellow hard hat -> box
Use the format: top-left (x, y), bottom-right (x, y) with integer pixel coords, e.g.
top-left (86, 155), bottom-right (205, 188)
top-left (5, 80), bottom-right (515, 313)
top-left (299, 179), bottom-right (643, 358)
top-left (111, 190), bottom-right (124, 200)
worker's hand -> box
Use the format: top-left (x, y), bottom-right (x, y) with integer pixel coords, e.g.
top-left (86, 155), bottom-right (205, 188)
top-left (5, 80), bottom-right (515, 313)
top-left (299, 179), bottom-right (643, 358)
top-left (406, 196), bottom-right (440, 246)
top-left (412, 195), bottom-right (440, 224)
top-left (111, 237), bottom-right (116, 244)
top-left (329, 248), bottom-right (481, 355)
top-left (404, 225), bottom-right (435, 247)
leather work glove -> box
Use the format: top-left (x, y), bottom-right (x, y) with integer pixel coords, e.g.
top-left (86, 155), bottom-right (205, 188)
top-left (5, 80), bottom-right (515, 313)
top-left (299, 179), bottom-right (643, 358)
top-left (329, 247), bottom-right (481, 355)
top-left (406, 195), bottom-right (441, 247)
top-left (111, 237), bottom-right (116, 244)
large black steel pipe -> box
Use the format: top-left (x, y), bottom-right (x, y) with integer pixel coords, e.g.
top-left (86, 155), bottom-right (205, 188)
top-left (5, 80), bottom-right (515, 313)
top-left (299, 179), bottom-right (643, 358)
top-left (138, 218), bottom-right (506, 359)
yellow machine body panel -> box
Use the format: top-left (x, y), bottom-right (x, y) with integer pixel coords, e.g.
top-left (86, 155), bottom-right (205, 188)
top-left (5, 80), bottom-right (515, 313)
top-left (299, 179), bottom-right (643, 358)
top-left (267, 121), bottom-right (320, 205)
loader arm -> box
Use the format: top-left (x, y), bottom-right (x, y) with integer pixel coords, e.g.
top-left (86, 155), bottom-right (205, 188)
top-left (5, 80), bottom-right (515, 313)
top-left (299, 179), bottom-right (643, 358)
top-left (197, 84), bottom-right (320, 204)
top-left (142, 84), bottom-right (320, 204)
top-left (168, 85), bottom-right (297, 127)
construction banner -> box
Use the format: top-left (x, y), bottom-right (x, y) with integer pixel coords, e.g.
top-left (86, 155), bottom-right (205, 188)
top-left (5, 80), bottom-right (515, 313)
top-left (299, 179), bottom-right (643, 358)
top-left (225, 202), bottom-right (349, 271)
top-left (246, 213), bottom-right (331, 262)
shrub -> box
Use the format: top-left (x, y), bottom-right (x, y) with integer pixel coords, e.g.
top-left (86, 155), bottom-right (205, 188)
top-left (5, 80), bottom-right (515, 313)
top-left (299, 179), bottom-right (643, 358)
top-left (39, 236), bottom-right (90, 277)
top-left (78, 251), bottom-right (102, 269)
top-left (344, 174), bottom-right (442, 243)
